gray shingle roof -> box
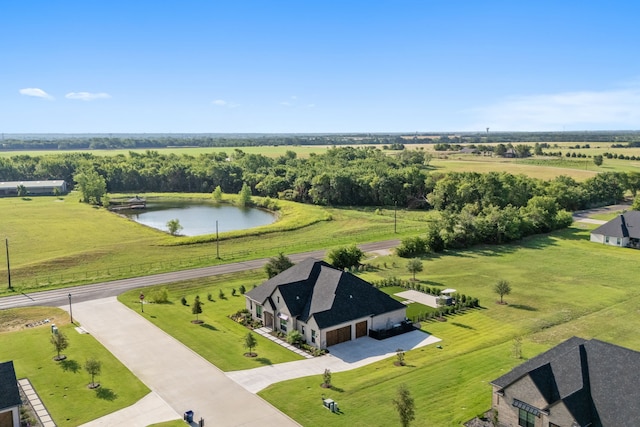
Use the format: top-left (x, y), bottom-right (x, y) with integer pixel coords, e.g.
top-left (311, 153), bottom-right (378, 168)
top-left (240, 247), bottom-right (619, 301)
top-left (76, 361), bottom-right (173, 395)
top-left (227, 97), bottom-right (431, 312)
top-left (0, 361), bottom-right (21, 410)
top-left (246, 258), bottom-right (406, 329)
top-left (591, 211), bottom-right (640, 239)
top-left (491, 337), bottom-right (640, 426)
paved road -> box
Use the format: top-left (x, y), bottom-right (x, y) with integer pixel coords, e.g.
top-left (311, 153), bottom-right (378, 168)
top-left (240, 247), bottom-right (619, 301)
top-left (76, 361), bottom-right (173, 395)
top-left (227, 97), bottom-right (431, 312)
top-left (72, 297), bottom-right (300, 427)
top-left (0, 240), bottom-right (399, 310)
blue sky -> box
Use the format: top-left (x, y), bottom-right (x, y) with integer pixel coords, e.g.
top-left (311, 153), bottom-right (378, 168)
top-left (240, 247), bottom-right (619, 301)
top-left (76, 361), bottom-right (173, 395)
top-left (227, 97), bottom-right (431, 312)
top-left (2, 1), bottom-right (639, 133)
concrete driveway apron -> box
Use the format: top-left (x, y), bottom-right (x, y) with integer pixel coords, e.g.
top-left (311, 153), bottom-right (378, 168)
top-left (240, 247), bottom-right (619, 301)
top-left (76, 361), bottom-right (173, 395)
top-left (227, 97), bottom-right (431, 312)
top-left (71, 297), bottom-right (300, 427)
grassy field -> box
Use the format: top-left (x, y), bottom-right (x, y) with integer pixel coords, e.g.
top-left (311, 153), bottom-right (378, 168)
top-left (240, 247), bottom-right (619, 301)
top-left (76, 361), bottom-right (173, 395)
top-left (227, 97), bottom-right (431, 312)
top-left (0, 192), bottom-right (429, 295)
top-left (103, 219), bottom-right (640, 426)
top-left (0, 307), bottom-right (149, 427)
top-left (253, 223), bottom-right (640, 426)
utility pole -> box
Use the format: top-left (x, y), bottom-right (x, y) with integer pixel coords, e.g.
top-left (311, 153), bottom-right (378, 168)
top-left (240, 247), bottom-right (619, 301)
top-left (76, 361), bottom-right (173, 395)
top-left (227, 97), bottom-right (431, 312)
top-left (394, 201), bottom-right (397, 234)
top-left (216, 220), bottom-right (220, 259)
top-left (5, 238), bottom-right (11, 290)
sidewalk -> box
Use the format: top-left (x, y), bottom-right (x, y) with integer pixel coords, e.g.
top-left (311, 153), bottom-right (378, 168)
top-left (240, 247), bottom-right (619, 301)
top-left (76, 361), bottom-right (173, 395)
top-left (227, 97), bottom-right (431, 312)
top-left (253, 327), bottom-right (314, 359)
top-left (69, 297), bottom-right (300, 427)
top-left (79, 392), bottom-right (179, 427)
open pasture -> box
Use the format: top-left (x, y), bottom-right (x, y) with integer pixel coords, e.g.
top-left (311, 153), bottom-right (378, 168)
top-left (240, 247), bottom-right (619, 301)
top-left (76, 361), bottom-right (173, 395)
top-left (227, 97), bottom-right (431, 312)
top-left (0, 192), bottom-right (429, 295)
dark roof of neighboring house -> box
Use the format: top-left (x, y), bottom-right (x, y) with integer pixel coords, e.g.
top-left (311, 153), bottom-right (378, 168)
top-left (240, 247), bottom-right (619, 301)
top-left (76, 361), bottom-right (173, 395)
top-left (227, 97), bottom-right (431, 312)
top-left (246, 258), bottom-right (406, 329)
top-left (491, 337), bottom-right (640, 427)
top-left (0, 361), bottom-right (21, 411)
top-left (591, 211), bottom-right (640, 239)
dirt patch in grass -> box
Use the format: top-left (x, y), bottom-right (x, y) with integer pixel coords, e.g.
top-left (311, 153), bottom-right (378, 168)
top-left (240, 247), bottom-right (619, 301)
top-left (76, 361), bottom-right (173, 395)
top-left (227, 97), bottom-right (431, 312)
top-left (0, 307), bottom-right (69, 333)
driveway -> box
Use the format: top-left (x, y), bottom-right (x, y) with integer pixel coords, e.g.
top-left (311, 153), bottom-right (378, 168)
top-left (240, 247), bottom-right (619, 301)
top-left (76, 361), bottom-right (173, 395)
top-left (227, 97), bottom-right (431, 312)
top-left (226, 330), bottom-right (441, 393)
top-left (71, 297), bottom-right (300, 427)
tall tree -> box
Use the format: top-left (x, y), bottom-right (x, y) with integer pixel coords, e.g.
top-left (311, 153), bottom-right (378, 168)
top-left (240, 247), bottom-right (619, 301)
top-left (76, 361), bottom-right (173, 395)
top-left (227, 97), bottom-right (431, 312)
top-left (327, 245), bottom-right (364, 270)
top-left (212, 185), bottom-right (223, 203)
top-left (265, 253), bottom-right (294, 278)
top-left (393, 384), bottom-right (416, 427)
top-left (494, 279), bottom-right (512, 304)
top-left (406, 258), bottom-right (423, 281)
top-left (593, 155), bottom-right (604, 167)
top-left (85, 358), bottom-right (102, 388)
top-left (237, 183), bottom-right (252, 207)
top-left (73, 168), bottom-right (107, 205)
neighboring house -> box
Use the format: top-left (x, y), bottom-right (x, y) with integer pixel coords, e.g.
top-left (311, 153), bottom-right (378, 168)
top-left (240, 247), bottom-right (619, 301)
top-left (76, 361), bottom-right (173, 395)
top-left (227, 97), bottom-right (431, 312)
top-left (245, 258), bottom-right (407, 349)
top-left (0, 361), bottom-right (21, 427)
top-left (0, 180), bottom-right (67, 196)
top-left (503, 148), bottom-right (518, 158)
top-left (491, 337), bottom-right (640, 427)
top-left (590, 211), bottom-right (640, 248)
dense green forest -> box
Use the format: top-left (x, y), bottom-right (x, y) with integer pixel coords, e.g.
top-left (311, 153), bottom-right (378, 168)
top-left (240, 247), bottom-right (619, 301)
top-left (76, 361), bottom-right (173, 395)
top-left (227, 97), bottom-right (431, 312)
top-left (1, 147), bottom-right (636, 212)
top-left (2, 131), bottom-right (640, 151)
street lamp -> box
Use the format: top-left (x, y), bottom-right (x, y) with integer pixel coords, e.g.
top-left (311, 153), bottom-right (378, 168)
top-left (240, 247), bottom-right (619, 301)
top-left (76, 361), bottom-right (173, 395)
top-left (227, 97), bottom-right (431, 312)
top-left (5, 238), bottom-right (11, 290)
top-left (68, 293), bottom-right (73, 324)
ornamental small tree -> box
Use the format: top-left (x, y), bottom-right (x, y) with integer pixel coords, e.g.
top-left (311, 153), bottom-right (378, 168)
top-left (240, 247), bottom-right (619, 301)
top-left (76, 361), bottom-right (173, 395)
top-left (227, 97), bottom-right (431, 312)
top-left (322, 368), bottom-right (332, 388)
top-left (244, 332), bottom-right (257, 357)
top-left (50, 331), bottom-right (69, 361)
top-left (192, 295), bottom-right (203, 322)
top-left (85, 357), bottom-right (102, 389)
top-left (166, 218), bottom-right (183, 236)
top-left (395, 348), bottom-right (406, 366)
top-left (494, 279), bottom-right (512, 304)
top-left (393, 384), bottom-right (416, 427)
top-left (406, 258), bottom-right (423, 281)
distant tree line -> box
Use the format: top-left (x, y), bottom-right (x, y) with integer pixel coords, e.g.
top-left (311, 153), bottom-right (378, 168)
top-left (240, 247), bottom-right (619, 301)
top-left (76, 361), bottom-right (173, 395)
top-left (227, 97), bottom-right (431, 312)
top-left (2, 130), bottom-right (640, 151)
top-left (0, 147), bottom-right (636, 213)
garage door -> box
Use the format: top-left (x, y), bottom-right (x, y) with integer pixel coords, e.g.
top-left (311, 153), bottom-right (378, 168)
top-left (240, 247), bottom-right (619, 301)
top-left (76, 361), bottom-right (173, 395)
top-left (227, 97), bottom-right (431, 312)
top-left (326, 325), bottom-right (351, 346)
top-left (355, 321), bottom-right (367, 338)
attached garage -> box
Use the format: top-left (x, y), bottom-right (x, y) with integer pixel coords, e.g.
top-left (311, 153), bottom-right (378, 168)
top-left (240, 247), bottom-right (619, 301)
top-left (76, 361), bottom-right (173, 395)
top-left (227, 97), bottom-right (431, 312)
top-left (326, 325), bottom-right (351, 346)
top-left (355, 320), bottom-right (368, 338)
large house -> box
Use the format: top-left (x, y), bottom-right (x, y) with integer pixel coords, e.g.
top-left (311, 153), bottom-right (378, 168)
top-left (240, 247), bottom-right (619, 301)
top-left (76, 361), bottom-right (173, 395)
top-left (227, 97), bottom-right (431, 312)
top-left (245, 258), bottom-right (407, 349)
top-left (0, 361), bottom-right (21, 427)
top-left (590, 211), bottom-right (640, 248)
top-left (490, 337), bottom-right (640, 427)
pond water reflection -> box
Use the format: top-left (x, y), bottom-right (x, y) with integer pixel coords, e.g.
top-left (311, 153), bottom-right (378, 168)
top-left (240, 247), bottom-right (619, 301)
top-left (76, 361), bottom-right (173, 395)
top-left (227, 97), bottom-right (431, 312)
top-left (120, 200), bottom-right (276, 236)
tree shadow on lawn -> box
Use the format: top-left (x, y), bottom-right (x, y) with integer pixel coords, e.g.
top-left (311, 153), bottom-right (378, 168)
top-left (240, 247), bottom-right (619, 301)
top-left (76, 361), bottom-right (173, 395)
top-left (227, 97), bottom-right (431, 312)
top-left (199, 323), bottom-right (218, 331)
top-left (255, 357), bottom-right (272, 366)
top-left (96, 387), bottom-right (117, 401)
top-left (451, 322), bottom-right (475, 330)
top-left (509, 304), bottom-right (537, 311)
top-left (59, 359), bottom-right (81, 373)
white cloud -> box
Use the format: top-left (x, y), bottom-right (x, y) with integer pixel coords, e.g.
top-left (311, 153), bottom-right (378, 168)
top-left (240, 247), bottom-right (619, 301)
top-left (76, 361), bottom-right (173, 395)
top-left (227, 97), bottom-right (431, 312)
top-left (19, 88), bottom-right (53, 99)
top-left (470, 86), bottom-right (640, 130)
top-left (65, 92), bottom-right (111, 101)
top-left (212, 99), bottom-right (240, 108)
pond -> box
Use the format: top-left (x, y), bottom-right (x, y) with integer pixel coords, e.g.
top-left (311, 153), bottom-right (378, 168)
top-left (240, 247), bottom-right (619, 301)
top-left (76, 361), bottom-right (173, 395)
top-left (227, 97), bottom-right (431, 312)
top-left (119, 200), bottom-right (276, 236)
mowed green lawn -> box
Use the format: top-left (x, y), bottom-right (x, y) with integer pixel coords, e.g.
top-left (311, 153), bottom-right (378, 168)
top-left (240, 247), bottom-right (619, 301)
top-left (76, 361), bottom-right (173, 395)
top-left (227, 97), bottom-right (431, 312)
top-left (0, 308), bottom-right (148, 427)
top-left (257, 224), bottom-right (640, 426)
top-left (117, 270), bottom-right (304, 371)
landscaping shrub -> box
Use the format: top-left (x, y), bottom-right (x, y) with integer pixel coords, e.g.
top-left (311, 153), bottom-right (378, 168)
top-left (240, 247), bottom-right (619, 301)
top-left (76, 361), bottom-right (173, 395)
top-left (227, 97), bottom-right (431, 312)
top-left (180, 296), bottom-right (187, 306)
top-left (150, 287), bottom-right (169, 304)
